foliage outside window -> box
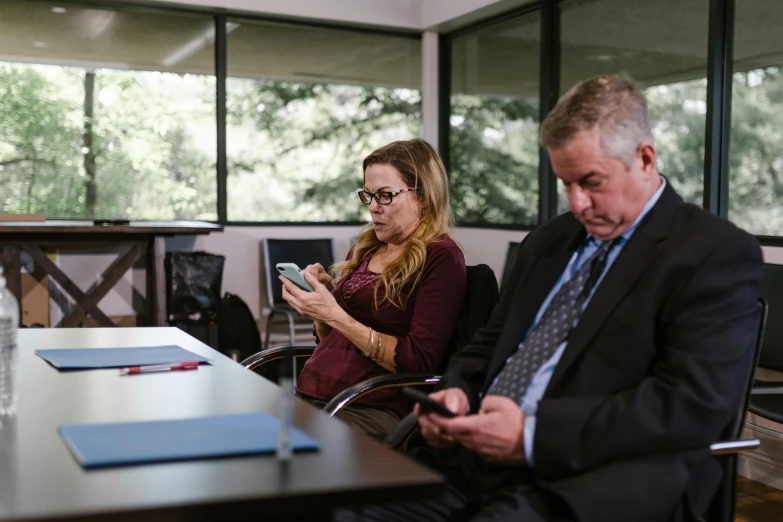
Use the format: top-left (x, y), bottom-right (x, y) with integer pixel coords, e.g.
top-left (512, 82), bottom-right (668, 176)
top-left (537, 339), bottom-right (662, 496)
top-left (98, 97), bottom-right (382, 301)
top-left (729, 0), bottom-right (783, 235)
top-left (449, 13), bottom-right (541, 227)
top-left (225, 21), bottom-right (422, 222)
top-left (0, 1), bottom-right (217, 220)
top-left (557, 0), bottom-right (709, 215)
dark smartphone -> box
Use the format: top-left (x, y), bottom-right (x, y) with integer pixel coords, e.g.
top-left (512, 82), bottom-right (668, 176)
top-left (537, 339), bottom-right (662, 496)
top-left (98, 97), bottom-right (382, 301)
top-left (402, 387), bottom-right (457, 418)
top-left (94, 219), bottom-right (130, 226)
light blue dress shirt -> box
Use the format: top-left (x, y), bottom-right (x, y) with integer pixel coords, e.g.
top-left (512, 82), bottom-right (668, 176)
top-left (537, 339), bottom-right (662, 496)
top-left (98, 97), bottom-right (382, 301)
top-left (515, 179), bottom-right (666, 466)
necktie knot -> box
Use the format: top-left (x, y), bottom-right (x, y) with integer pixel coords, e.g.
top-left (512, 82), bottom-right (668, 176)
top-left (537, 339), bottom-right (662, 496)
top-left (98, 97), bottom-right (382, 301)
top-left (580, 237), bottom-right (620, 299)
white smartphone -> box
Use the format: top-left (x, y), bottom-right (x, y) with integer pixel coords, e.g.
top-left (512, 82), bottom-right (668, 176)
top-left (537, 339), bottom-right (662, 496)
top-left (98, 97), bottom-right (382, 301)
top-left (276, 263), bottom-right (314, 292)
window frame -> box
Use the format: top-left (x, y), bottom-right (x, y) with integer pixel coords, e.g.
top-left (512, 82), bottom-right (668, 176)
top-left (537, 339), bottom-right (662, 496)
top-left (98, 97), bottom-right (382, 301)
top-left (19, 0), bottom-right (783, 242)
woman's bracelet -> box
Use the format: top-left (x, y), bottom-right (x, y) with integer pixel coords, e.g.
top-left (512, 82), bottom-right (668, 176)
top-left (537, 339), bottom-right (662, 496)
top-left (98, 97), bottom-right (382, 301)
top-left (365, 327), bottom-right (375, 358)
top-left (371, 330), bottom-right (380, 361)
top-left (363, 326), bottom-right (388, 364)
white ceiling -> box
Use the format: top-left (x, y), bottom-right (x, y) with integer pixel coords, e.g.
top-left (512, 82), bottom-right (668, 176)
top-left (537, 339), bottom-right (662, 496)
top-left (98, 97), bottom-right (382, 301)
top-left (109, 0), bottom-right (532, 31)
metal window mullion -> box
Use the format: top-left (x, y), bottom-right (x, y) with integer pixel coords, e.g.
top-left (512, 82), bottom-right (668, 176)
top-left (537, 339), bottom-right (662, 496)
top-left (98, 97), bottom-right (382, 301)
top-left (703, 0), bottom-right (735, 217)
top-left (538, 0), bottom-right (561, 225)
top-left (215, 15), bottom-right (228, 225)
top-left (438, 35), bottom-right (452, 175)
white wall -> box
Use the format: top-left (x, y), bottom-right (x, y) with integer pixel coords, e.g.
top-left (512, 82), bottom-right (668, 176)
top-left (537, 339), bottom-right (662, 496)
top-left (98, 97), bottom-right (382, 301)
top-left (191, 225), bottom-right (360, 320)
top-left (194, 226), bottom-right (529, 323)
top-left (115, 0), bottom-right (525, 31)
top-left (49, 229), bottom-right (783, 329)
top-left (420, 0), bottom-right (531, 31)
top-left (117, 0), bottom-right (422, 29)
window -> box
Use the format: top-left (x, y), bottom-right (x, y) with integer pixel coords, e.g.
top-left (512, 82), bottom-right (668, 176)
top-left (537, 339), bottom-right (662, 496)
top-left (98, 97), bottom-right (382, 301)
top-left (0, 0), bottom-right (217, 220)
top-left (225, 21), bottom-right (421, 222)
top-left (558, 0), bottom-right (710, 214)
top-left (729, 0), bottom-right (783, 235)
top-left (449, 12), bottom-right (541, 227)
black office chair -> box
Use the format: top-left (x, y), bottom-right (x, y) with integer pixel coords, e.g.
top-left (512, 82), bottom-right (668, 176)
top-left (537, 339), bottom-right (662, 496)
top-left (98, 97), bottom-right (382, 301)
top-left (500, 241), bottom-right (521, 291)
top-left (261, 238), bottom-right (334, 349)
top-left (243, 264), bottom-right (500, 417)
top-left (746, 263), bottom-right (783, 433)
top-left (165, 251), bottom-right (225, 349)
top-left (702, 297), bottom-right (767, 522)
top-left (321, 264), bottom-right (498, 430)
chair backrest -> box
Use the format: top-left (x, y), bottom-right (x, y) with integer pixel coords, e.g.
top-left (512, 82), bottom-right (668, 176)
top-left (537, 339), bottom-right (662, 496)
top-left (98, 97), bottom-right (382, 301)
top-left (165, 251), bottom-right (225, 323)
top-left (705, 297), bottom-right (768, 522)
top-left (442, 264), bottom-right (499, 373)
top-left (262, 238), bottom-right (335, 308)
top-left (758, 263), bottom-right (783, 371)
top-left (500, 241), bottom-right (521, 291)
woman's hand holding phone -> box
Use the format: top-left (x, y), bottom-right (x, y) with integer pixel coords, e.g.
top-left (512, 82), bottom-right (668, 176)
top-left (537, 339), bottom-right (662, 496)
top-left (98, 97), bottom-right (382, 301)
top-left (279, 266), bottom-right (346, 327)
top-left (303, 263), bottom-right (333, 291)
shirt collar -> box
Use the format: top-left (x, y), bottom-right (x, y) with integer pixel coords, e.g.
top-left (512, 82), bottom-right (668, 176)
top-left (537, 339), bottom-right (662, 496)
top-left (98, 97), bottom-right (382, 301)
top-left (586, 176), bottom-right (667, 246)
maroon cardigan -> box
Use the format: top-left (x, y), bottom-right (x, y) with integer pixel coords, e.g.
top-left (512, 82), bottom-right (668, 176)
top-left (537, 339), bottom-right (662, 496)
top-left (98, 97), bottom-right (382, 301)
top-left (296, 235), bottom-right (466, 416)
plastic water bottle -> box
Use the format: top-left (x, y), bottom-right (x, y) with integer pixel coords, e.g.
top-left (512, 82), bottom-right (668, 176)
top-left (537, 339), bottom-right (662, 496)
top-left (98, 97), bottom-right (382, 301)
top-left (0, 268), bottom-right (19, 417)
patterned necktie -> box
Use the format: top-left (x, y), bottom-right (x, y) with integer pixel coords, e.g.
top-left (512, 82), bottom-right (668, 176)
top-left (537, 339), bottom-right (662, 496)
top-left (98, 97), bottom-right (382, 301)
top-left (488, 239), bottom-right (618, 404)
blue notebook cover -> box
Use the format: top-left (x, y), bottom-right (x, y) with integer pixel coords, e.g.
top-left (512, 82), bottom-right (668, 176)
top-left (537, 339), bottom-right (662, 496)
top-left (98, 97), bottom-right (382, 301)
top-left (35, 346), bottom-right (211, 369)
top-left (58, 412), bottom-right (319, 468)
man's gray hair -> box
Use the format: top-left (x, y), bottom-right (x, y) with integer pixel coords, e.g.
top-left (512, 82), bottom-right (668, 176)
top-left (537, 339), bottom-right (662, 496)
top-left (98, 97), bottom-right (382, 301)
top-left (540, 75), bottom-right (654, 169)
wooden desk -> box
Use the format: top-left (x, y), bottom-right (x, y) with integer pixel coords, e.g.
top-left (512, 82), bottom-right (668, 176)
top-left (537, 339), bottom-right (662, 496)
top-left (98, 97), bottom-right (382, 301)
top-left (0, 221), bottom-right (222, 327)
top-left (0, 328), bottom-right (442, 521)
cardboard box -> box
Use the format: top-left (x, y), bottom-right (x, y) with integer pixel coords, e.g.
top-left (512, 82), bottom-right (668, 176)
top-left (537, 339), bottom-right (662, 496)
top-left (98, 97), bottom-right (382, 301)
top-left (21, 268), bottom-right (50, 328)
top-left (83, 315), bottom-right (139, 328)
top-left (0, 213), bottom-right (45, 222)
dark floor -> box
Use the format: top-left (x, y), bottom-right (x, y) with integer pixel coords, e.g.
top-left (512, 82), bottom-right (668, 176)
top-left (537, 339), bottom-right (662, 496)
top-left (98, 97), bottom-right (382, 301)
top-left (735, 477), bottom-right (783, 522)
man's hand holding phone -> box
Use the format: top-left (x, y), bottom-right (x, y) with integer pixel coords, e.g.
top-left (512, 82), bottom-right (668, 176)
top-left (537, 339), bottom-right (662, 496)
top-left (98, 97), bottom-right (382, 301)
top-left (415, 388), bottom-right (469, 449)
top-left (416, 389), bottom-right (528, 464)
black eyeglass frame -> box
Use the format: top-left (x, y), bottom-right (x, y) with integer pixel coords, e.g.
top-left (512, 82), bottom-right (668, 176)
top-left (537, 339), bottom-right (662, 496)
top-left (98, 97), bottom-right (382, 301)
top-left (356, 187), bottom-right (416, 205)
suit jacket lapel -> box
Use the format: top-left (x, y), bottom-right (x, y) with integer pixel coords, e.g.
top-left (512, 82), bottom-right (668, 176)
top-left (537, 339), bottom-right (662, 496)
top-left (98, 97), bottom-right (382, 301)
top-left (485, 223), bottom-right (585, 382)
top-left (547, 183), bottom-right (681, 390)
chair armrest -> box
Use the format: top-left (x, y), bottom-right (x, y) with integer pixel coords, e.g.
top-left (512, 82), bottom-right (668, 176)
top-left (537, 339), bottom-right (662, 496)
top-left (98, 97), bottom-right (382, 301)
top-left (241, 345), bottom-right (316, 371)
top-left (323, 374), bottom-right (441, 417)
top-left (751, 380), bottom-right (783, 395)
top-left (710, 438), bottom-right (760, 456)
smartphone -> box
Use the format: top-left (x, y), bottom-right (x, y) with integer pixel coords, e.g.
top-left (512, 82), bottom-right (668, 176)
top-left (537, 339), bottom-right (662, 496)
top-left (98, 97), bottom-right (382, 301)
top-left (276, 263), bottom-right (314, 292)
top-left (402, 387), bottom-right (457, 418)
top-left (94, 219), bottom-right (130, 226)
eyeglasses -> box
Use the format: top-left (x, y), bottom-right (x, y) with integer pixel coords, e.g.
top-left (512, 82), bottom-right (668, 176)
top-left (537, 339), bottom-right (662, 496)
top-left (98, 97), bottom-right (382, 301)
top-left (356, 187), bottom-right (416, 206)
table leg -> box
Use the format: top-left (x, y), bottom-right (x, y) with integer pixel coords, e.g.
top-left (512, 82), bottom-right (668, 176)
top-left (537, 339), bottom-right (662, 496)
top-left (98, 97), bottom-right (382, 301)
top-left (60, 243), bottom-right (145, 328)
top-left (146, 237), bottom-right (166, 326)
top-left (0, 246), bottom-right (22, 321)
top-left (24, 246), bottom-right (115, 327)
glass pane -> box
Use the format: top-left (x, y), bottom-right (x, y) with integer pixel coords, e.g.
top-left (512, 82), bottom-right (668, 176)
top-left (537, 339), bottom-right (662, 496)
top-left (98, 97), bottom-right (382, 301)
top-left (226, 20), bottom-right (421, 222)
top-left (729, 0), bottom-right (783, 235)
top-left (0, 0), bottom-right (216, 220)
top-left (558, 0), bottom-right (709, 214)
top-left (450, 12), bottom-right (541, 227)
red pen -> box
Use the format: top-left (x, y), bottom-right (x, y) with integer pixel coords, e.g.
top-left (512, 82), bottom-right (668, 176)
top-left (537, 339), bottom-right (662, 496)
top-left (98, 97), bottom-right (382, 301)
top-left (119, 361), bottom-right (200, 375)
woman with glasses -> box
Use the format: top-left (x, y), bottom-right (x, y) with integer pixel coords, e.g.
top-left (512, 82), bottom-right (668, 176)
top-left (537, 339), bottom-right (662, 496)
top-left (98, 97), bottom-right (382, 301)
top-left (279, 138), bottom-right (466, 437)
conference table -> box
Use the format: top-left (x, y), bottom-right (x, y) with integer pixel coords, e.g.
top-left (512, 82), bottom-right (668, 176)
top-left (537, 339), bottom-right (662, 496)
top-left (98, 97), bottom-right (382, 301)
top-left (0, 328), bottom-right (443, 521)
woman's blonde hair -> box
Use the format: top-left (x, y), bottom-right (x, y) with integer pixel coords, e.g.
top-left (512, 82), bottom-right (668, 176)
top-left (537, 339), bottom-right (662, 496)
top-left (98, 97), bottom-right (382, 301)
top-left (332, 138), bottom-right (456, 309)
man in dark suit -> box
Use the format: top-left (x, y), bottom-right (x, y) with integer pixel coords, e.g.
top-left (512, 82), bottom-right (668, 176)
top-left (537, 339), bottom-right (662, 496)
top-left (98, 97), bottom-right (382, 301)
top-left (335, 75), bottom-right (763, 522)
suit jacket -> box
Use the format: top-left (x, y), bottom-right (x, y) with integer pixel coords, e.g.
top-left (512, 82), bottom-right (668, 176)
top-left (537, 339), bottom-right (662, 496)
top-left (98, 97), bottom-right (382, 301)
top-left (440, 183), bottom-right (763, 522)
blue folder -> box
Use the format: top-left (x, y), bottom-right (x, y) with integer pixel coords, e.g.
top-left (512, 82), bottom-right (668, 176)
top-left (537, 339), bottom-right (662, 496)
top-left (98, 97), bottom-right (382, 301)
top-left (35, 345), bottom-right (211, 369)
top-left (59, 412), bottom-right (319, 468)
